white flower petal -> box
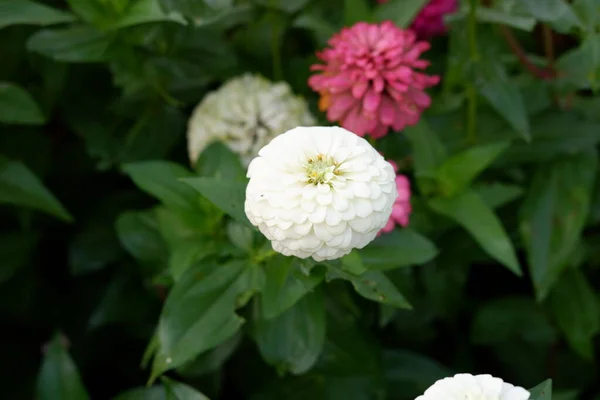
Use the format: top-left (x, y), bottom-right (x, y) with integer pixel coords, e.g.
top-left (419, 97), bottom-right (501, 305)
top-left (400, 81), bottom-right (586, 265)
top-left (416, 374), bottom-right (530, 400)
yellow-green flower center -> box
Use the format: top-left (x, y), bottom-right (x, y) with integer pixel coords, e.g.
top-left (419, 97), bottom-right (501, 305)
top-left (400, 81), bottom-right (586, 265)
top-left (305, 154), bottom-right (341, 185)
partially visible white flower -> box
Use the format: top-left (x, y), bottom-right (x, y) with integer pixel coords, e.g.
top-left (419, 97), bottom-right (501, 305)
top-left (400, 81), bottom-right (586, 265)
top-left (187, 73), bottom-right (316, 167)
top-left (416, 374), bottom-right (530, 400)
top-left (244, 126), bottom-right (397, 261)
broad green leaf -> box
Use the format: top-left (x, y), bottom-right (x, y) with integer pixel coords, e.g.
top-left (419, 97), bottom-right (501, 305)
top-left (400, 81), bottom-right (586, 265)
top-left (404, 119), bottom-right (448, 195)
top-left (475, 6), bottom-right (536, 31)
top-left (114, 0), bottom-right (186, 29)
top-left (340, 250), bottom-right (367, 275)
top-left (499, 112), bottom-right (600, 166)
top-left (471, 297), bottom-right (557, 345)
top-left (162, 377), bottom-right (210, 400)
top-left (226, 220), bottom-right (253, 252)
top-left (69, 223), bottom-right (123, 276)
top-left (520, 151), bottom-right (597, 300)
top-left (0, 157), bottom-right (72, 221)
top-left (122, 161), bottom-right (197, 210)
top-left (27, 26), bottom-right (112, 63)
top-left (474, 182), bottom-right (524, 209)
top-left (0, 82), bottom-right (45, 125)
top-left (181, 177), bottom-right (250, 227)
top-left (0, 233), bottom-right (38, 283)
top-left (546, 269), bottom-right (600, 360)
top-left (195, 141), bottom-right (245, 181)
top-left (113, 386), bottom-right (166, 400)
top-left (520, 0), bottom-right (581, 33)
top-left (436, 140), bottom-right (511, 196)
top-left (176, 333), bottom-right (241, 377)
top-left (115, 210), bottom-right (168, 270)
top-left (572, 0), bottom-right (600, 32)
top-left (384, 350), bottom-right (452, 399)
top-left (255, 288), bottom-right (326, 375)
top-left (36, 333), bottom-right (90, 400)
top-left (158, 0), bottom-right (235, 25)
top-left (529, 379), bottom-right (553, 400)
top-left (556, 34), bottom-right (600, 91)
top-left (373, 0), bottom-right (429, 28)
top-left (358, 229), bottom-right (438, 270)
top-left (477, 58), bottom-right (530, 141)
top-left (262, 255), bottom-right (325, 319)
top-left (327, 267), bottom-right (411, 309)
top-left (257, 0), bottom-right (311, 13)
top-left (0, 0), bottom-right (76, 29)
top-left (343, 0), bottom-right (372, 25)
top-left (152, 260), bottom-right (261, 378)
top-left (429, 190), bottom-right (521, 275)
top-left (168, 238), bottom-right (215, 282)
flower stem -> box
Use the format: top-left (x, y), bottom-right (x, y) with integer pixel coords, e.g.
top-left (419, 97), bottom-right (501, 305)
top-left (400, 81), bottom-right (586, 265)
top-left (466, 0), bottom-right (479, 144)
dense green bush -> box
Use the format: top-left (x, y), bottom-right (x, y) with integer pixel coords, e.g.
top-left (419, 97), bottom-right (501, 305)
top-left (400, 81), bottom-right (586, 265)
top-left (1, 0), bottom-right (599, 399)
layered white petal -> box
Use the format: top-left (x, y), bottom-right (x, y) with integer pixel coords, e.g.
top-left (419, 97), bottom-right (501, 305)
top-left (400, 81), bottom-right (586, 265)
top-left (187, 74), bottom-right (316, 167)
top-left (415, 373), bottom-right (530, 400)
top-left (244, 126), bottom-right (397, 261)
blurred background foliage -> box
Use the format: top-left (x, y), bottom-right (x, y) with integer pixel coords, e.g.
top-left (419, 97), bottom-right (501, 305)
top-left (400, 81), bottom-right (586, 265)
top-left (1, 0), bottom-right (600, 399)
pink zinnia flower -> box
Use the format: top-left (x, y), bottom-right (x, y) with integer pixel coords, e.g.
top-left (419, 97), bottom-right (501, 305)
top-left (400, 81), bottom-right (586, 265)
top-left (411, 0), bottom-right (458, 38)
top-left (379, 160), bottom-right (412, 235)
top-left (308, 21), bottom-right (439, 139)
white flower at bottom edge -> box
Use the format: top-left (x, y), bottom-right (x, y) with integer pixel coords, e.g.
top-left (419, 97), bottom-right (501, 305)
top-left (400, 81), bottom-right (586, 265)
top-left (244, 126), bottom-right (397, 262)
top-left (415, 373), bottom-right (530, 400)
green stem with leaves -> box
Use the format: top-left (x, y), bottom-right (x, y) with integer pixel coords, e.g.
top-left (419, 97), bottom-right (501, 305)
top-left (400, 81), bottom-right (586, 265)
top-left (466, 0), bottom-right (479, 144)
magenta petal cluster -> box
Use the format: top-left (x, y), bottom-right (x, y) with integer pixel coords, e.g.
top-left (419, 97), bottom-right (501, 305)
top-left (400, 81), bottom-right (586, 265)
top-left (308, 21), bottom-right (440, 139)
top-left (380, 160), bottom-right (412, 234)
top-left (411, 0), bottom-right (458, 38)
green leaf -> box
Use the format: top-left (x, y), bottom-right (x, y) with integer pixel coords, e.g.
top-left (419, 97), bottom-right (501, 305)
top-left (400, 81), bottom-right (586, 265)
top-left (176, 333), bottom-right (241, 377)
top-left (429, 190), bottom-right (521, 275)
top-left (113, 386), bottom-right (166, 400)
top-left (474, 182), bottom-right (524, 209)
top-left (358, 229), bottom-right (438, 270)
top-left (556, 34), bottom-right (600, 91)
top-left (546, 269), bottom-right (600, 360)
top-left (162, 377), bottom-right (210, 400)
top-left (520, 0), bottom-right (581, 33)
top-left (404, 119), bottom-right (448, 195)
top-left (115, 210), bottom-right (168, 270)
top-left (471, 297), bottom-right (557, 345)
top-left (255, 288), bottom-right (326, 375)
top-left (436, 140), bottom-right (511, 196)
top-left (0, 0), bottom-right (76, 29)
top-left (262, 255), bottom-right (325, 320)
top-left (500, 112), bottom-right (600, 166)
top-left (343, 0), bottom-right (372, 26)
top-left (0, 157), bottom-right (72, 221)
top-left (113, 0), bottom-right (186, 29)
top-left (475, 6), bottom-right (536, 31)
top-left (122, 161), bottom-right (198, 210)
top-left (476, 58), bottom-right (530, 141)
top-left (152, 260), bottom-right (261, 378)
top-left (384, 350), bottom-right (452, 399)
top-left (195, 141), bottom-right (245, 181)
top-left (158, 0), bottom-right (236, 25)
top-left (373, 0), bottom-right (429, 28)
top-left (520, 151), bottom-right (597, 300)
top-left (340, 250), bottom-right (368, 275)
top-left (327, 268), bottom-right (411, 309)
top-left (0, 82), bottom-right (45, 125)
top-left (181, 177), bottom-right (250, 227)
top-left (27, 26), bottom-right (113, 63)
top-left (226, 220), bottom-right (253, 252)
top-left (529, 379), bottom-right (553, 400)
top-left (36, 333), bottom-right (90, 400)
top-left (0, 233), bottom-right (38, 283)
top-left (168, 239), bottom-right (215, 282)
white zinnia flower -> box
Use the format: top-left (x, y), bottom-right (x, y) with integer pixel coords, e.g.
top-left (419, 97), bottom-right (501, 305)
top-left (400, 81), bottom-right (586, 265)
top-left (244, 126), bottom-right (397, 261)
top-left (416, 374), bottom-right (530, 400)
top-left (187, 73), bottom-right (316, 167)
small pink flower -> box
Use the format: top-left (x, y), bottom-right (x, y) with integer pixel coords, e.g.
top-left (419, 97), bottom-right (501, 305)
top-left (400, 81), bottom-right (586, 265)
top-left (379, 159), bottom-right (412, 235)
top-left (308, 21), bottom-right (439, 139)
top-left (376, 0), bottom-right (457, 38)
